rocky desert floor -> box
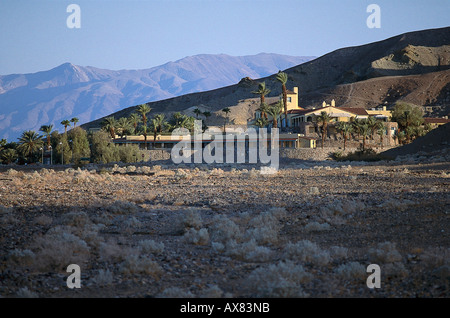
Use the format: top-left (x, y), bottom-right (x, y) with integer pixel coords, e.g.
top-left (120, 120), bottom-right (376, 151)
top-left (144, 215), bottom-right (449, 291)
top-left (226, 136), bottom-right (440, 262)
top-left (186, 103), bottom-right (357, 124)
top-left (0, 152), bottom-right (449, 299)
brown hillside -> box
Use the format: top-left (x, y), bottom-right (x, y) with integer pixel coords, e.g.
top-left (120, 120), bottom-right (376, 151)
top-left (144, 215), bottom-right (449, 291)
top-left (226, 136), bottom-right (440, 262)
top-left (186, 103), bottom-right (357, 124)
top-left (82, 27), bottom-right (450, 131)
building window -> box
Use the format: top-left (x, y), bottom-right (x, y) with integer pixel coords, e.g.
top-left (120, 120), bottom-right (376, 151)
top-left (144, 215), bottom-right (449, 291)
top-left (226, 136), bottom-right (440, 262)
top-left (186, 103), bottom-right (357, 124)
top-left (287, 97), bottom-right (292, 103)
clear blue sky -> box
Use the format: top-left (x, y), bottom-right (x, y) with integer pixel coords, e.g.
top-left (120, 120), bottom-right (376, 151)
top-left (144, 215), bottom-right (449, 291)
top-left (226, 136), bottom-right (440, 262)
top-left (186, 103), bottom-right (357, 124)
top-left (0, 0), bottom-right (449, 75)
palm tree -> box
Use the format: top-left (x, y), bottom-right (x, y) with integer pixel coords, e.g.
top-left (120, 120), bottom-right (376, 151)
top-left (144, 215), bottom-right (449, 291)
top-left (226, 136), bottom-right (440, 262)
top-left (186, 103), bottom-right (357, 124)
top-left (276, 71), bottom-right (288, 128)
top-left (137, 104), bottom-right (152, 148)
top-left (359, 122), bottom-right (371, 151)
top-left (222, 107), bottom-right (231, 131)
top-left (116, 117), bottom-right (131, 137)
top-left (377, 126), bottom-right (385, 148)
top-left (61, 120), bottom-right (71, 134)
top-left (266, 101), bottom-right (283, 129)
top-left (314, 111), bottom-right (332, 149)
top-left (154, 114), bottom-right (166, 134)
top-left (17, 130), bottom-right (43, 163)
top-left (257, 102), bottom-right (270, 121)
top-left (150, 118), bottom-right (158, 147)
top-left (202, 111), bottom-right (211, 124)
top-left (193, 108), bottom-right (203, 119)
top-left (70, 117), bottom-right (79, 128)
top-left (39, 124), bottom-right (53, 150)
top-left (252, 82), bottom-right (271, 119)
top-left (101, 116), bottom-right (117, 139)
top-left (254, 117), bottom-right (268, 128)
top-left (336, 121), bottom-right (353, 150)
top-left (128, 113), bottom-right (141, 135)
top-left (1, 148), bottom-right (18, 165)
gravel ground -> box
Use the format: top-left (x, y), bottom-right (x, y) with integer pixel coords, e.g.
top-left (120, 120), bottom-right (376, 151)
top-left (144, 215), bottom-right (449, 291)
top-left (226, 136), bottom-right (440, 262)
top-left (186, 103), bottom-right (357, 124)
top-left (0, 152), bottom-right (449, 299)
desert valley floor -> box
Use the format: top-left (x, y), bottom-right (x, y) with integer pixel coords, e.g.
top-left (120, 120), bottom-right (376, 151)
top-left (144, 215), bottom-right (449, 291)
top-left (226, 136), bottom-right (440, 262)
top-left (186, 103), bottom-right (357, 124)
top-left (0, 152), bottom-right (449, 298)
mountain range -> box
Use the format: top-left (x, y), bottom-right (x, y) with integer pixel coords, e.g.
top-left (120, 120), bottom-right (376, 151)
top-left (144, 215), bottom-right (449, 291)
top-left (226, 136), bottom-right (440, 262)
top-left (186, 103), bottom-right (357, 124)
top-left (80, 26), bottom-right (449, 131)
top-left (0, 53), bottom-right (315, 141)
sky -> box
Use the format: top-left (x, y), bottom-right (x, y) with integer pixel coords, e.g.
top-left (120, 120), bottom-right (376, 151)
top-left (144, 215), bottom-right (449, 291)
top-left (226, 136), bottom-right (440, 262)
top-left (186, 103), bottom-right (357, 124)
top-left (0, 0), bottom-right (449, 75)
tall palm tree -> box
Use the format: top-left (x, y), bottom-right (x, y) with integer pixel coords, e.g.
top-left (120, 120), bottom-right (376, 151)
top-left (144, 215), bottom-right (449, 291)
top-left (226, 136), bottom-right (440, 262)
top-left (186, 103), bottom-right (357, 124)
top-left (1, 148), bottom-right (18, 165)
top-left (128, 113), bottom-right (141, 135)
top-left (222, 107), bottom-right (231, 131)
top-left (257, 102), bottom-right (270, 121)
top-left (359, 122), bottom-right (371, 151)
top-left (137, 104), bottom-right (152, 148)
top-left (266, 101), bottom-right (283, 129)
top-left (17, 130), bottom-right (43, 163)
top-left (39, 124), bottom-right (53, 149)
top-left (150, 118), bottom-right (158, 147)
top-left (101, 116), bottom-right (117, 139)
top-left (61, 120), bottom-right (71, 134)
top-left (154, 114), bottom-right (166, 134)
top-left (377, 126), bottom-right (385, 148)
top-left (202, 111), bottom-right (211, 123)
top-left (193, 108), bottom-right (203, 119)
top-left (315, 111), bottom-right (332, 149)
top-left (70, 117), bottom-right (79, 128)
top-left (336, 121), bottom-right (353, 150)
top-left (276, 71), bottom-right (288, 128)
top-left (252, 82), bottom-right (271, 119)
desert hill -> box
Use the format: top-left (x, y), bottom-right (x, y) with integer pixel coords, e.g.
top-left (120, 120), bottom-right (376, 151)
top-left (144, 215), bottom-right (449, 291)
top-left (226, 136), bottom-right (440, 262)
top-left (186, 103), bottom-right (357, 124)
top-left (82, 26), bottom-right (450, 131)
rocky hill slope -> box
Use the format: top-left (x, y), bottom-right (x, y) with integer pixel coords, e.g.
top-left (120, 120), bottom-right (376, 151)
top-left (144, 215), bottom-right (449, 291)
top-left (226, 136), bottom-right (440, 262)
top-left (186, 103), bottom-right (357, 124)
top-left (83, 27), bottom-right (449, 131)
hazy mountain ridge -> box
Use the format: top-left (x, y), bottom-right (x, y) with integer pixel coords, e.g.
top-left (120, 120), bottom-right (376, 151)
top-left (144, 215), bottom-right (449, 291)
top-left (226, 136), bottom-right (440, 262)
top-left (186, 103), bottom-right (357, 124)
top-left (0, 53), bottom-right (314, 141)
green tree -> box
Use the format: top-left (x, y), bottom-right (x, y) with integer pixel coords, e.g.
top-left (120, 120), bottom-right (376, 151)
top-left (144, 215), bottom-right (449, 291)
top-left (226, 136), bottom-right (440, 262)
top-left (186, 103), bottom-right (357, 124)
top-left (222, 107), bottom-right (231, 131)
top-left (68, 127), bottom-right (90, 164)
top-left (252, 82), bottom-right (271, 119)
top-left (101, 116), bottom-right (117, 139)
top-left (70, 117), bottom-right (79, 128)
top-left (61, 120), bottom-right (71, 134)
top-left (1, 148), bottom-right (18, 164)
top-left (137, 104), bottom-right (152, 148)
top-left (89, 130), bottom-right (119, 164)
top-left (17, 130), bottom-right (43, 163)
top-left (51, 131), bottom-right (72, 164)
top-left (314, 111), bottom-right (332, 149)
top-left (359, 121), bottom-right (371, 151)
top-left (128, 113), bottom-right (141, 135)
top-left (254, 117), bottom-right (268, 128)
top-left (193, 108), bottom-right (203, 119)
top-left (391, 102), bottom-right (424, 143)
top-left (266, 101), bottom-right (283, 129)
top-left (377, 126), bottom-right (385, 148)
top-left (116, 117), bottom-right (132, 137)
top-left (276, 71), bottom-right (288, 128)
top-left (336, 121), bottom-right (353, 150)
top-left (39, 124), bottom-right (53, 149)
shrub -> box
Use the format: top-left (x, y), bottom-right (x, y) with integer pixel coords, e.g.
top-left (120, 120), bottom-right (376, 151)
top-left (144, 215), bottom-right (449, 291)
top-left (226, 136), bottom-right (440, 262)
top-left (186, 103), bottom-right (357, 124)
top-left (139, 240), bottom-right (165, 254)
top-left (247, 261), bottom-right (312, 297)
top-left (119, 255), bottom-right (163, 278)
top-left (368, 241), bottom-right (402, 263)
top-left (283, 240), bottom-right (330, 266)
top-left (183, 228), bottom-right (210, 245)
top-left (335, 262), bottom-right (366, 280)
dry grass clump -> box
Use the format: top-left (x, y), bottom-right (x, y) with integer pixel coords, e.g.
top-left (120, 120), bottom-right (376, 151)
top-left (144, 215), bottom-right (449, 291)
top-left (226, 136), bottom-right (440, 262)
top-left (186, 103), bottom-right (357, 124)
top-left (7, 249), bottom-right (36, 267)
top-left (15, 287), bottom-right (38, 298)
top-left (98, 239), bottom-right (138, 262)
top-left (209, 214), bottom-right (242, 243)
top-left (304, 221), bottom-right (331, 233)
top-left (244, 208), bottom-right (286, 245)
top-left (247, 261), bottom-right (312, 297)
top-left (107, 200), bottom-right (139, 214)
top-left (223, 239), bottom-right (273, 262)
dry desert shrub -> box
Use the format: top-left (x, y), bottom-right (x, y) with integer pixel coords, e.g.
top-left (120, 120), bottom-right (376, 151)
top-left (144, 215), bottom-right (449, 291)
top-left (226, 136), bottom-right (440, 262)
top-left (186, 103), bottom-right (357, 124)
top-left (31, 227), bottom-right (90, 271)
top-left (420, 247), bottom-right (450, 269)
top-left (98, 239), bottom-right (138, 262)
top-left (34, 215), bottom-right (53, 226)
top-left (247, 261), bottom-right (312, 297)
top-left (368, 241), bottom-right (402, 263)
top-left (92, 269), bottom-right (114, 286)
top-left (138, 239), bottom-right (165, 254)
top-left (283, 240), bottom-right (331, 266)
top-left (7, 249), bottom-right (36, 267)
top-left (157, 287), bottom-right (194, 298)
top-left (15, 287), bottom-right (38, 298)
top-left (334, 262), bottom-right (366, 280)
top-left (199, 285), bottom-right (225, 298)
top-left (107, 200), bottom-right (139, 215)
top-left (209, 214), bottom-right (242, 243)
top-left (183, 228), bottom-right (210, 245)
top-left (119, 255), bottom-right (163, 278)
top-left (223, 239), bottom-right (273, 262)
top-left (304, 221), bottom-right (331, 233)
